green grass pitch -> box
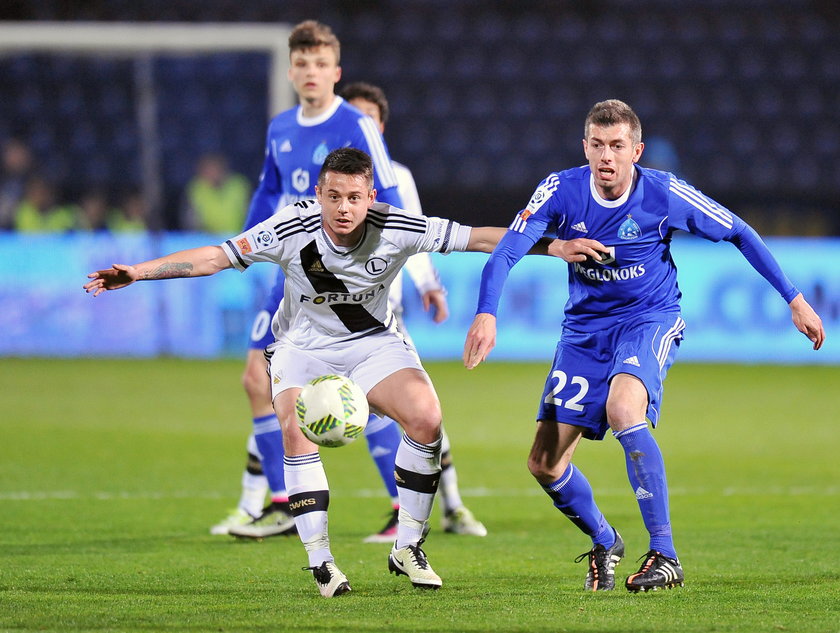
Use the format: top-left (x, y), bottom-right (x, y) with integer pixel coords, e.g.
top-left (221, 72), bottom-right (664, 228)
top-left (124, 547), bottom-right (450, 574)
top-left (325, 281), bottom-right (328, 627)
top-left (1, 358), bottom-right (838, 632)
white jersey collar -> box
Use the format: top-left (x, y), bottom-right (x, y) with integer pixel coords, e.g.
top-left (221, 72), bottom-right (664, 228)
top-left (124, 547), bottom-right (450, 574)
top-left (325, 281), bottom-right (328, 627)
top-left (296, 96), bottom-right (343, 127)
top-left (319, 220), bottom-right (367, 256)
top-left (589, 167), bottom-right (638, 208)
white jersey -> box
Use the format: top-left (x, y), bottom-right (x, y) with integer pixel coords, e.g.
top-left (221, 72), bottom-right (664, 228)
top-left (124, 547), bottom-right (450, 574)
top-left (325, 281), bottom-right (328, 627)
top-left (389, 161), bottom-right (442, 312)
top-left (221, 199), bottom-right (470, 349)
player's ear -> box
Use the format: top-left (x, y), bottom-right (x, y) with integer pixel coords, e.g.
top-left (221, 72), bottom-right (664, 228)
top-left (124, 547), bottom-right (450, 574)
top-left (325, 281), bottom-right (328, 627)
top-left (369, 188), bottom-right (377, 204)
top-left (633, 142), bottom-right (645, 163)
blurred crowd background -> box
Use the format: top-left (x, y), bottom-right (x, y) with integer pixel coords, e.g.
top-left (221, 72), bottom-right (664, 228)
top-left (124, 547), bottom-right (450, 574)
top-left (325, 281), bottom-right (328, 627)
top-left (1, 0), bottom-right (838, 235)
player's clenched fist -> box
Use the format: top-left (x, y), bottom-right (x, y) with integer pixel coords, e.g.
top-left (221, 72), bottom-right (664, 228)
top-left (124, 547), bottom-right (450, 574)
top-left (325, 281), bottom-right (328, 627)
top-left (548, 238), bottom-right (610, 263)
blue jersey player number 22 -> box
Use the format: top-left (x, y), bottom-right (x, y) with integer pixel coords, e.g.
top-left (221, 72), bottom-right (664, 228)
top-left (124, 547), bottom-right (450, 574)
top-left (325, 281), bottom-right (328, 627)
top-left (463, 99), bottom-right (824, 594)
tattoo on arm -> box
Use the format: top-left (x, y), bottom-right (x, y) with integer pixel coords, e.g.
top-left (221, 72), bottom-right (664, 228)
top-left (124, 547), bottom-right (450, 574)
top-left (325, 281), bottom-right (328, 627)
top-left (143, 262), bottom-right (194, 280)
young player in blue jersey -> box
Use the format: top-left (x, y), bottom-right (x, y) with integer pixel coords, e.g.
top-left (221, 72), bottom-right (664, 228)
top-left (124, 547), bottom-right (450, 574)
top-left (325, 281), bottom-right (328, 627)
top-left (342, 81), bottom-right (487, 542)
top-left (209, 20), bottom-right (406, 538)
top-left (463, 99), bottom-right (825, 592)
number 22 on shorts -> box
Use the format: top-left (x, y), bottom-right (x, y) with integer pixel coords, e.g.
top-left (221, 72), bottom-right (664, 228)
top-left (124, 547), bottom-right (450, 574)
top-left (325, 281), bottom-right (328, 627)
top-left (543, 370), bottom-right (589, 411)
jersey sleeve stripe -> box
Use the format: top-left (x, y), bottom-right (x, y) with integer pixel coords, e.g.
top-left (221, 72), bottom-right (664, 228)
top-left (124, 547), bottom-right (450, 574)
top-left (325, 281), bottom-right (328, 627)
top-left (669, 179), bottom-right (733, 228)
top-left (358, 117), bottom-right (399, 189)
top-left (367, 208), bottom-right (426, 227)
top-left (510, 216), bottom-right (527, 233)
top-left (224, 240), bottom-right (249, 269)
top-left (367, 217), bottom-right (426, 230)
top-left (669, 179), bottom-right (732, 222)
top-left (542, 173), bottom-right (561, 193)
top-left (276, 225), bottom-right (316, 241)
top-left (440, 220), bottom-right (454, 251)
top-left (270, 213), bottom-right (320, 237)
top-left (366, 218), bottom-right (426, 233)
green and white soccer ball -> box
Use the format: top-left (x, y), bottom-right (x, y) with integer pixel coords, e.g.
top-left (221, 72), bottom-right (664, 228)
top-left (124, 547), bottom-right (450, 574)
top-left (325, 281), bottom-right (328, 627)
top-left (295, 374), bottom-right (369, 447)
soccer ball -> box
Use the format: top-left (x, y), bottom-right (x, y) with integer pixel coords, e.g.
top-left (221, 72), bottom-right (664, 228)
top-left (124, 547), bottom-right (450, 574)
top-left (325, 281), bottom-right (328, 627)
top-left (295, 375), bottom-right (369, 448)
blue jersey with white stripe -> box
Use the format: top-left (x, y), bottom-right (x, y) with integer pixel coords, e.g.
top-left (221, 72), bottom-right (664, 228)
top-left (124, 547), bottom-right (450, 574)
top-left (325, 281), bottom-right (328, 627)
top-left (243, 96), bottom-right (402, 231)
top-left (479, 165), bottom-right (797, 332)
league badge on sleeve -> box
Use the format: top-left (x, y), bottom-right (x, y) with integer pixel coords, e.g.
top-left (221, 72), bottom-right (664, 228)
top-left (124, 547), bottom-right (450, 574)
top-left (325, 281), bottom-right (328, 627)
top-left (254, 229), bottom-right (276, 251)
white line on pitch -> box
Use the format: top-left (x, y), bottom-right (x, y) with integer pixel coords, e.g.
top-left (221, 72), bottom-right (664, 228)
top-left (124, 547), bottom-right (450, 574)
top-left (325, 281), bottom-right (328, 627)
top-left (0, 485), bottom-right (836, 501)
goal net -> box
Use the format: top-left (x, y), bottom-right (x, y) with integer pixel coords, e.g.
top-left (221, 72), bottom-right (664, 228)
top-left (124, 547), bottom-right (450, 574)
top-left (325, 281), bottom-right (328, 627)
top-left (0, 21), bottom-right (293, 229)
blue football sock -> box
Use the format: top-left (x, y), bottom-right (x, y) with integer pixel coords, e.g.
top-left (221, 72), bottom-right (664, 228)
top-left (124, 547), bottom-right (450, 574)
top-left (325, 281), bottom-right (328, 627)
top-left (542, 464), bottom-right (614, 548)
top-left (252, 414), bottom-right (286, 495)
top-left (614, 423), bottom-right (676, 559)
top-left (364, 414), bottom-right (401, 501)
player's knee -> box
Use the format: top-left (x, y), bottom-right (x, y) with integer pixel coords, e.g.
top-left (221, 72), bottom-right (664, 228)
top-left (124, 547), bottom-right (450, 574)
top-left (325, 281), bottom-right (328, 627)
top-left (399, 405), bottom-right (442, 445)
top-left (605, 399), bottom-right (639, 428)
top-left (241, 363), bottom-right (269, 399)
top-left (527, 454), bottom-right (553, 481)
top-left (527, 447), bottom-right (571, 484)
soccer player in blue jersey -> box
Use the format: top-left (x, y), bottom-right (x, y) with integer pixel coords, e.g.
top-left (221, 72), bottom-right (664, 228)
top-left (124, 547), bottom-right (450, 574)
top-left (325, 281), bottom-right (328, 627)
top-left (209, 20), bottom-right (406, 538)
top-left (463, 99), bottom-right (825, 592)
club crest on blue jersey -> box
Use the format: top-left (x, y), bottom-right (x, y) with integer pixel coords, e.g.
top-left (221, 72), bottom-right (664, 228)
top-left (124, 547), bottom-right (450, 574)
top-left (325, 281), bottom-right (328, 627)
top-left (313, 142), bottom-right (329, 165)
top-left (618, 215), bottom-right (641, 240)
top-left (292, 168), bottom-right (309, 193)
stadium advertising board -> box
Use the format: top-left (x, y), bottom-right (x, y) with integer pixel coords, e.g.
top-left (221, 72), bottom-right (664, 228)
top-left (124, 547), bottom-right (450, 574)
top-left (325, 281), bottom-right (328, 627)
top-left (0, 233), bottom-right (835, 363)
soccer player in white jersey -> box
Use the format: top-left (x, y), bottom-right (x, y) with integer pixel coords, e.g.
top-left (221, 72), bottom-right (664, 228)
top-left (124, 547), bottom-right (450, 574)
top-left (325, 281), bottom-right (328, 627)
top-left (85, 148), bottom-right (557, 597)
top-left (464, 100), bottom-right (825, 592)
top-left (208, 20), bottom-right (407, 538)
top-left (341, 81), bottom-right (487, 542)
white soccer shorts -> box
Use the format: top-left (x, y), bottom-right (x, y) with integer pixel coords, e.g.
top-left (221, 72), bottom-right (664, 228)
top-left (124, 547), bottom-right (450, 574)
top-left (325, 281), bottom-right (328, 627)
top-left (267, 329), bottom-right (425, 401)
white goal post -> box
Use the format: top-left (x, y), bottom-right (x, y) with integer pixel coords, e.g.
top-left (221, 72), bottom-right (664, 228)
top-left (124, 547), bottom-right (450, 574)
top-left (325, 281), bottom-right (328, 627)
top-left (0, 21), bottom-right (294, 228)
top-left (0, 22), bottom-right (293, 115)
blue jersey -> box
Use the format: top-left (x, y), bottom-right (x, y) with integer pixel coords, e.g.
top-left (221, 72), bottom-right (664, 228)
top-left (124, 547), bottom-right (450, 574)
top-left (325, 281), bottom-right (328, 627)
top-left (243, 96), bottom-right (402, 231)
top-left (242, 96), bottom-right (403, 312)
top-left (478, 165), bottom-right (798, 332)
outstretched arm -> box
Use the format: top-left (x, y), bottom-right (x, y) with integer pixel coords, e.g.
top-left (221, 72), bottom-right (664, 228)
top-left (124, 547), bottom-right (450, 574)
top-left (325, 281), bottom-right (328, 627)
top-left (83, 245), bottom-right (232, 297)
top-left (789, 293), bottom-right (825, 350)
top-left (462, 229), bottom-right (564, 369)
top-left (725, 224), bottom-right (825, 350)
top-left (466, 226), bottom-right (584, 257)
top-left (465, 227), bottom-right (507, 253)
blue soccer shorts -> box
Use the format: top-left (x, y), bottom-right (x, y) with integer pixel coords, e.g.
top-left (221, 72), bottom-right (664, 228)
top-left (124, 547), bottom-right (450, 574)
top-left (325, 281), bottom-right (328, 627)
top-left (248, 276), bottom-right (285, 350)
top-left (537, 313), bottom-right (686, 440)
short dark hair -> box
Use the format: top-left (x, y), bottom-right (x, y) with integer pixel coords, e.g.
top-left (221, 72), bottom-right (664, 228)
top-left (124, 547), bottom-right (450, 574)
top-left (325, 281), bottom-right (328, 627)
top-left (289, 20), bottom-right (340, 63)
top-left (584, 99), bottom-right (642, 145)
top-left (340, 81), bottom-right (389, 126)
top-left (317, 148), bottom-right (373, 189)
